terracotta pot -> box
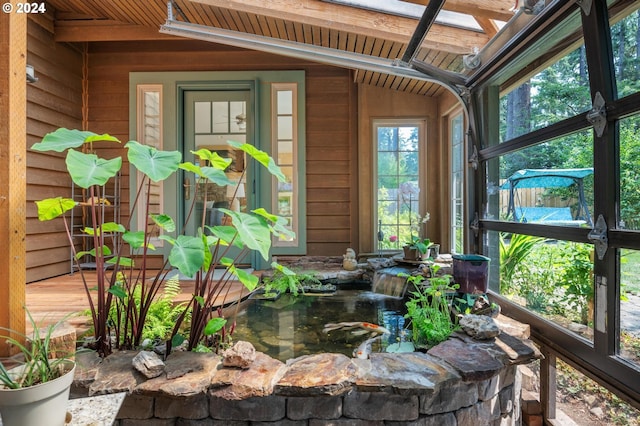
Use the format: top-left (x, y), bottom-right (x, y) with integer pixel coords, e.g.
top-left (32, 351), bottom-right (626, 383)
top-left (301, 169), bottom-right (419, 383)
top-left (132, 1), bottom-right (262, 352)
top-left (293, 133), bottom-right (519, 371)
top-left (403, 246), bottom-right (420, 261)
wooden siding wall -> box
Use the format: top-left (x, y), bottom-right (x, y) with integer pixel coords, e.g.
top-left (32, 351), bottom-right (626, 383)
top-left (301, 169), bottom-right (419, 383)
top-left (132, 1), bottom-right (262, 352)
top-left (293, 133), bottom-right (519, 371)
top-left (86, 40), bottom-right (355, 259)
top-left (26, 14), bottom-right (83, 282)
top-left (357, 84), bottom-right (443, 254)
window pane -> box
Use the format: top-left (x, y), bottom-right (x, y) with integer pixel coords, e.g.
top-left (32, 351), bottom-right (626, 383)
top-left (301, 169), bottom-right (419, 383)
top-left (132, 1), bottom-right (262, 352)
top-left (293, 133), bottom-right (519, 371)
top-left (230, 101), bottom-right (246, 134)
top-left (212, 101), bottom-right (228, 133)
top-left (278, 116), bottom-right (293, 140)
top-left (375, 123), bottom-right (422, 251)
top-left (612, 9), bottom-right (640, 99)
top-left (484, 130), bottom-right (594, 224)
top-left (619, 115), bottom-right (640, 230)
top-left (194, 101), bottom-right (211, 134)
top-left (277, 90), bottom-right (293, 114)
top-left (377, 127), bottom-right (398, 151)
top-left (500, 43), bottom-right (591, 142)
top-left (378, 151), bottom-right (398, 174)
top-left (621, 248), bottom-right (640, 367)
top-left (278, 141), bottom-right (293, 165)
top-left (487, 230), bottom-right (594, 342)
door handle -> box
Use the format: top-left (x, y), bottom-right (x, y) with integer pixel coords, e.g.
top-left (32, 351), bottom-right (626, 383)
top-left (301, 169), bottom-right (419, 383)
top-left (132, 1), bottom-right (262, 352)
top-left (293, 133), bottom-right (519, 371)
top-left (184, 177), bottom-right (191, 200)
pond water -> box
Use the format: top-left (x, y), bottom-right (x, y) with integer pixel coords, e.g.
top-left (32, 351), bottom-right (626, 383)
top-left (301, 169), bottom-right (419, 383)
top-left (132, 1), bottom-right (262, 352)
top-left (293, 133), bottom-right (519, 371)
top-left (230, 285), bottom-right (409, 362)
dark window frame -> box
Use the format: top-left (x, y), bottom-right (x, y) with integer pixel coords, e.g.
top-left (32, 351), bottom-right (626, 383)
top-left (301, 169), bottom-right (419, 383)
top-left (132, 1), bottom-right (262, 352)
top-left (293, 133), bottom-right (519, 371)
top-left (469, 0), bottom-right (640, 413)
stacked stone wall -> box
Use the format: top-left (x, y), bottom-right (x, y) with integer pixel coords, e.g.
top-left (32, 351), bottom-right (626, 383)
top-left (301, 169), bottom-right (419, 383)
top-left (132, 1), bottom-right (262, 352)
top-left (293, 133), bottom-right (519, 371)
top-left (77, 329), bottom-right (539, 426)
top-left (111, 364), bottom-right (520, 425)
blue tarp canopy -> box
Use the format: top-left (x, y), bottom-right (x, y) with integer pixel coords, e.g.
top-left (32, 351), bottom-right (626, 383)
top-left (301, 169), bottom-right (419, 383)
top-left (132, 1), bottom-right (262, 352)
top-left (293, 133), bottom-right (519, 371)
top-left (500, 168), bottom-right (594, 189)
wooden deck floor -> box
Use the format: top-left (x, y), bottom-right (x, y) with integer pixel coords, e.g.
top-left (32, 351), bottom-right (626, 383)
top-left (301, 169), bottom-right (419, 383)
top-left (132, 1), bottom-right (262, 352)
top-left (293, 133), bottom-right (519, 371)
top-left (25, 271), bottom-right (253, 335)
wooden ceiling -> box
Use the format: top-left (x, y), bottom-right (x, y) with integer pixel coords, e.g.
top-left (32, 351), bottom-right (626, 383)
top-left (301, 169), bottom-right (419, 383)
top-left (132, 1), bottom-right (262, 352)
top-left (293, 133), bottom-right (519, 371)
top-left (45, 0), bottom-right (517, 97)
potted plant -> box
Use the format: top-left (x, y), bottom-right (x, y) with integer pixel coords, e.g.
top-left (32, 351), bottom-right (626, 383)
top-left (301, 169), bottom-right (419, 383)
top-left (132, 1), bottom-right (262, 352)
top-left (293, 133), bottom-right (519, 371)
top-left (0, 310), bottom-right (76, 426)
top-left (31, 128), bottom-right (293, 357)
top-left (403, 235), bottom-right (431, 260)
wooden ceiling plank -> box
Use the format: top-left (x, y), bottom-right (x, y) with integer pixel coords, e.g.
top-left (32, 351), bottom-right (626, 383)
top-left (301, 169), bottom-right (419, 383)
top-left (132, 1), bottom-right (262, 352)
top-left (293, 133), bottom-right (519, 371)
top-left (301, 21), bottom-right (313, 44)
top-left (403, 0), bottom-right (515, 22)
top-left (218, 8), bottom-right (240, 31)
top-left (256, 14), bottom-right (273, 37)
top-left (245, 13), bottom-right (261, 34)
top-left (54, 21), bottom-right (174, 42)
top-left (188, 0), bottom-right (488, 53)
top-left (320, 26), bottom-right (330, 47)
top-left (284, 19), bottom-right (298, 41)
top-left (329, 29), bottom-right (339, 50)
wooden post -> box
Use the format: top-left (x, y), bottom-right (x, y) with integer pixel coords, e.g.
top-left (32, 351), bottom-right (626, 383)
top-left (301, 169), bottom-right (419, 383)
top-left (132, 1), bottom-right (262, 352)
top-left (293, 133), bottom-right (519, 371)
top-left (0, 11), bottom-right (27, 356)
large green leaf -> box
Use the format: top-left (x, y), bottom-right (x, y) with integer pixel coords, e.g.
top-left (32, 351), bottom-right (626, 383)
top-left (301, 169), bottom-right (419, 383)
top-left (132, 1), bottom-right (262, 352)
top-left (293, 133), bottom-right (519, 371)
top-left (150, 214), bottom-right (176, 232)
top-left (160, 235), bottom-right (205, 278)
top-left (179, 162), bottom-right (232, 186)
top-left (222, 210), bottom-right (272, 260)
top-left (35, 197), bottom-right (77, 221)
top-left (82, 222), bottom-right (125, 236)
top-left (192, 149), bottom-right (232, 170)
top-left (31, 128), bottom-right (120, 152)
top-left (209, 225), bottom-right (242, 248)
top-left (66, 149), bottom-right (122, 188)
top-left (221, 258), bottom-right (259, 291)
top-left (227, 141), bottom-right (285, 182)
top-left (123, 231), bottom-right (156, 250)
top-left (253, 208), bottom-right (296, 240)
top-left (203, 317), bottom-right (227, 336)
top-left (126, 140), bottom-right (181, 182)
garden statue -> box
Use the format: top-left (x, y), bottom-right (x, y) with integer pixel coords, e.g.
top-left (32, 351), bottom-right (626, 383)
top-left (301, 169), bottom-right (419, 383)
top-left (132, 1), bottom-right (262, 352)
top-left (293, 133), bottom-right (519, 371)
top-left (343, 248), bottom-right (358, 271)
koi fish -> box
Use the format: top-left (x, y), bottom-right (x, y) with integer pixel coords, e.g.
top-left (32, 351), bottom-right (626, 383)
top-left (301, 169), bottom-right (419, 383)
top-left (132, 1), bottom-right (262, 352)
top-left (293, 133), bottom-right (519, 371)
top-left (323, 321), bottom-right (391, 335)
top-left (353, 335), bottom-right (382, 359)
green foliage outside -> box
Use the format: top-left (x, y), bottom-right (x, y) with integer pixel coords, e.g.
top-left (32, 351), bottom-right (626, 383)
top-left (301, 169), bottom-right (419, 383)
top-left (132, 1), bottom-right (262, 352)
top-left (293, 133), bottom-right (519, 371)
top-left (499, 238), bottom-right (598, 325)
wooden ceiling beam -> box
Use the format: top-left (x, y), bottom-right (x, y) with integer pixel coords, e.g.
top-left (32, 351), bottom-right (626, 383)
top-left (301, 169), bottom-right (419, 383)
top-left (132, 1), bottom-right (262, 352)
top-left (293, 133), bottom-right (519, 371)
top-left (189, 0), bottom-right (489, 54)
top-left (404, 0), bottom-right (516, 22)
top-left (54, 20), bottom-right (180, 42)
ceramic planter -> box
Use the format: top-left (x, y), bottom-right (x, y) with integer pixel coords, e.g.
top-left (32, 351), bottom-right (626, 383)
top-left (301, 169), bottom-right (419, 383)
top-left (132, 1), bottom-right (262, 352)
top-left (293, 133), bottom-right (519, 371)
top-left (0, 361), bottom-right (75, 426)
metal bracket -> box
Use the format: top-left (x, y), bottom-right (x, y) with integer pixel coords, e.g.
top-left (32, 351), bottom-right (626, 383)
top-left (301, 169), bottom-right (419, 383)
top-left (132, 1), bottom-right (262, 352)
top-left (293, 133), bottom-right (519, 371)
top-left (470, 212), bottom-right (480, 238)
top-left (521, 0), bottom-right (545, 15)
top-left (463, 53), bottom-right (481, 70)
top-left (587, 214), bottom-right (608, 260)
top-left (575, 0), bottom-right (592, 16)
top-left (468, 145), bottom-right (479, 170)
top-left (587, 92), bottom-right (607, 137)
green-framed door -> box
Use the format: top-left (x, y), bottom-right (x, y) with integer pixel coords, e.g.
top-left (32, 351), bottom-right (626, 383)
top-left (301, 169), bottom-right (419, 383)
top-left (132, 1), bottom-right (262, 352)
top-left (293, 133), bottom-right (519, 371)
top-left (182, 89), bottom-right (253, 266)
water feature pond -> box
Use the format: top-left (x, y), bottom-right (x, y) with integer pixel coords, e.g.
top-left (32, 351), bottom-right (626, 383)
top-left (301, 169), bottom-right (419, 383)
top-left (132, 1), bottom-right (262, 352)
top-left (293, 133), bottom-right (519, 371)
top-left (231, 283), bottom-right (409, 362)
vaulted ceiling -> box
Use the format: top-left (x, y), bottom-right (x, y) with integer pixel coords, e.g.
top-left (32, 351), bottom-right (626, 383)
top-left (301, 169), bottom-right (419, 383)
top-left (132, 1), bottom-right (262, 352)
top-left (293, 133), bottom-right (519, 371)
top-left (45, 0), bottom-right (519, 96)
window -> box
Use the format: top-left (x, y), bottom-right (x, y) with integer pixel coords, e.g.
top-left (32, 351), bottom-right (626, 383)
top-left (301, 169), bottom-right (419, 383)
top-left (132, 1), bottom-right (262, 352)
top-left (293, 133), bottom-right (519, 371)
top-left (472, 2), bottom-right (640, 412)
top-left (136, 84), bottom-right (163, 244)
top-left (272, 83), bottom-right (298, 246)
top-left (374, 120), bottom-right (425, 250)
top-left (450, 113), bottom-right (464, 254)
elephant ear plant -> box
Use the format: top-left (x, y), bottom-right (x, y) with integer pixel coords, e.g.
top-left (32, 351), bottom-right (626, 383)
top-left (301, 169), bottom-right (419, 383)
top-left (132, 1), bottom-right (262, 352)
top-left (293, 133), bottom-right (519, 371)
top-left (32, 128), bottom-right (293, 357)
